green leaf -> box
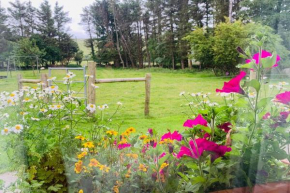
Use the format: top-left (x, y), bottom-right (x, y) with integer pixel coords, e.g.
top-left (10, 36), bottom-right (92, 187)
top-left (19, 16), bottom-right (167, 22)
top-left (257, 97), bottom-right (272, 109)
top-left (246, 79), bottom-right (260, 92)
top-left (231, 133), bottom-right (247, 143)
top-left (194, 125), bottom-right (211, 134)
top-left (237, 62), bottom-right (255, 69)
top-left (214, 106), bottom-right (227, 115)
top-left (48, 184), bottom-right (63, 192)
top-left (261, 52), bottom-right (277, 68)
top-left (270, 149), bottom-right (288, 160)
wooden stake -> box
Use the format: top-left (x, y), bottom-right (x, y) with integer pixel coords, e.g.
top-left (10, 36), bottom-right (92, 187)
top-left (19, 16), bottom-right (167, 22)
top-left (88, 62), bottom-right (96, 107)
top-left (41, 73), bottom-right (48, 89)
top-left (17, 74), bottom-right (23, 90)
top-left (144, 73), bottom-right (151, 116)
top-left (250, 70), bottom-right (257, 80)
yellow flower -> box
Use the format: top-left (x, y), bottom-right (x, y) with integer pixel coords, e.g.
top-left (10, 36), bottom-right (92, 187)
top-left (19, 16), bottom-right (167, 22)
top-left (126, 153), bottom-right (138, 159)
top-left (138, 164), bottom-right (147, 172)
top-left (159, 138), bottom-right (173, 144)
top-left (106, 130), bottom-right (118, 136)
top-left (126, 127), bottom-right (136, 133)
top-left (83, 141), bottom-right (94, 148)
top-left (118, 138), bottom-right (128, 145)
top-left (89, 158), bottom-right (100, 167)
top-left (160, 162), bottom-right (169, 171)
top-left (125, 169), bottom-right (131, 178)
top-left (75, 135), bottom-right (85, 141)
top-left (74, 160), bottom-right (83, 174)
top-left (113, 186), bottom-right (119, 193)
top-left (139, 134), bottom-right (147, 140)
top-left (77, 151), bottom-right (87, 159)
top-left (79, 189), bottom-right (83, 193)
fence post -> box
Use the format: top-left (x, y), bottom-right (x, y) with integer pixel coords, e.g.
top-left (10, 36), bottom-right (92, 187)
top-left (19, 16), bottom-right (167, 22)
top-left (17, 74), bottom-right (23, 90)
top-left (250, 70), bottom-right (257, 80)
top-left (144, 73), bottom-right (151, 116)
top-left (41, 73), bottom-right (48, 89)
top-left (87, 62), bottom-right (96, 106)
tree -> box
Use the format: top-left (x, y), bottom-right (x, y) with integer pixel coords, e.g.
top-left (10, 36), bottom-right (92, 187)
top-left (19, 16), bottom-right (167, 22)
top-left (80, 6), bottom-right (96, 59)
top-left (54, 2), bottom-right (71, 42)
top-left (24, 0), bottom-right (36, 36)
top-left (7, 0), bottom-right (26, 37)
top-left (74, 50), bottom-right (84, 65)
top-left (36, 0), bottom-right (56, 37)
top-left (14, 38), bottom-right (44, 73)
top-left (58, 33), bottom-right (79, 65)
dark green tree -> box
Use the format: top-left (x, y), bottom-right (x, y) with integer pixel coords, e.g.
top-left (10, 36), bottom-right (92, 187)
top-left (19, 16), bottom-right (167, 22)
top-left (54, 1), bottom-right (71, 42)
top-left (36, 0), bottom-right (56, 37)
top-left (7, 0), bottom-right (26, 37)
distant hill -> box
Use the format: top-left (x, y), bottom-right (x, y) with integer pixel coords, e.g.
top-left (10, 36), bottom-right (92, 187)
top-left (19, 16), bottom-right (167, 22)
top-left (74, 39), bottom-right (91, 56)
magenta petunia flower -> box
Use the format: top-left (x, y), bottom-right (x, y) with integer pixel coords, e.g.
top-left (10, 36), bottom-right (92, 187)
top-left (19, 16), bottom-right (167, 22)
top-left (161, 131), bottom-right (182, 141)
top-left (275, 91), bottom-right (290, 105)
top-left (263, 112), bottom-right (271, 120)
top-left (118, 143), bottom-right (131, 150)
top-left (148, 128), bottom-right (153, 136)
top-left (216, 71), bottom-right (246, 94)
top-left (183, 114), bottom-right (208, 128)
top-left (217, 122), bottom-right (232, 133)
top-left (177, 138), bottom-right (231, 161)
top-left (246, 50), bottom-right (280, 67)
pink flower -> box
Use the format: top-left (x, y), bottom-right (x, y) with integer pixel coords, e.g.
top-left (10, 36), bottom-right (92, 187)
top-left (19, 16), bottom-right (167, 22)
top-left (263, 112), bottom-right (271, 120)
top-left (183, 114), bottom-right (208, 128)
top-left (246, 50), bottom-right (280, 67)
top-left (275, 91), bottom-right (290, 105)
top-left (177, 138), bottom-right (231, 161)
top-left (159, 152), bottom-right (167, 159)
top-left (216, 71), bottom-right (246, 94)
top-left (118, 143), bottom-right (131, 150)
top-left (148, 128), bottom-right (153, 136)
top-left (161, 131), bottom-right (182, 141)
top-left (217, 122), bottom-right (232, 133)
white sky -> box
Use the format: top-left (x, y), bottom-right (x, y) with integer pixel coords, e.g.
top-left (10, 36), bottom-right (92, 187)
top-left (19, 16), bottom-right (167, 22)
top-left (2, 0), bottom-right (95, 39)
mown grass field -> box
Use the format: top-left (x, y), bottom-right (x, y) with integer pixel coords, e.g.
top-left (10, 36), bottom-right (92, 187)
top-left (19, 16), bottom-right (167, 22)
top-left (0, 68), bottom-right (230, 132)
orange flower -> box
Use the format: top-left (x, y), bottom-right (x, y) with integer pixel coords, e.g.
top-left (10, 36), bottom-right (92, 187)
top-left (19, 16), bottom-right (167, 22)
top-left (74, 160), bottom-right (83, 174)
top-left (77, 151), bottom-right (87, 159)
top-left (79, 190), bottom-right (83, 193)
top-left (139, 134), bottom-right (147, 140)
top-left (89, 158), bottom-right (100, 167)
top-left (138, 164), bottom-right (147, 172)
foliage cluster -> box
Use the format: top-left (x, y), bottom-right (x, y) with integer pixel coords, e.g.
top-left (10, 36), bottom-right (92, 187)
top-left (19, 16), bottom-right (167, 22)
top-left (185, 20), bottom-right (289, 75)
top-left (0, 0), bottom-right (80, 69)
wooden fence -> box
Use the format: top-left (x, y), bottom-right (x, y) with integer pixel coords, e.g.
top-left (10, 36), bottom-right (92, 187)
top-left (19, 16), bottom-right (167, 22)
top-left (87, 62), bottom-right (151, 116)
top-left (17, 62), bottom-right (151, 116)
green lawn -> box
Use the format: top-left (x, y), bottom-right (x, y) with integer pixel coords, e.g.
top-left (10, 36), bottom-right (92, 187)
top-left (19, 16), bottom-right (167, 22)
top-left (0, 68), bottom-right (230, 133)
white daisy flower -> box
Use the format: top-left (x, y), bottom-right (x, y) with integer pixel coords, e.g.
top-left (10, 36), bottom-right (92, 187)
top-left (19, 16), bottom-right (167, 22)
top-left (117, 102), bottom-right (122, 106)
top-left (179, 91), bottom-right (185, 96)
top-left (86, 104), bottom-right (96, 113)
top-left (31, 117), bottom-right (40, 121)
top-left (1, 127), bottom-right (10, 135)
top-left (39, 108), bottom-right (48, 113)
top-left (13, 124), bottom-right (23, 133)
top-left (248, 92), bottom-right (256, 98)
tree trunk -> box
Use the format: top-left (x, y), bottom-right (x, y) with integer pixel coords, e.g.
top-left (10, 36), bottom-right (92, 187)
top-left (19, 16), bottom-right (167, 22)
top-left (181, 59), bottom-right (184, 70)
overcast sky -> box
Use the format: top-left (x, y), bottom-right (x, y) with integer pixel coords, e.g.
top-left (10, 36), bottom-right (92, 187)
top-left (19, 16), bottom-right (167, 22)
top-left (2, 0), bottom-right (95, 39)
